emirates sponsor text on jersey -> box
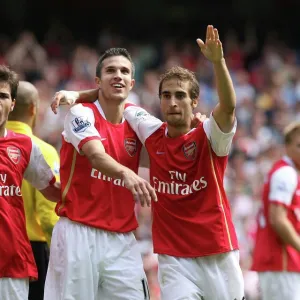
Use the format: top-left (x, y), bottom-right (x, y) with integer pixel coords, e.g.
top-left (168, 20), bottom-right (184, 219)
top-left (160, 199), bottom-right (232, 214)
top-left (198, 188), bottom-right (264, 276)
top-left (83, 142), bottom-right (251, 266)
top-left (0, 173), bottom-right (22, 196)
top-left (91, 169), bottom-right (125, 186)
top-left (153, 170), bottom-right (207, 195)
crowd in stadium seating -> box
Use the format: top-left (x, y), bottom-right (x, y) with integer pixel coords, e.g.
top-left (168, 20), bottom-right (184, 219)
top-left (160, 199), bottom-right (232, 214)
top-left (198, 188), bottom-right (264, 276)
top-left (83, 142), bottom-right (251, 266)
top-left (1, 26), bottom-right (300, 300)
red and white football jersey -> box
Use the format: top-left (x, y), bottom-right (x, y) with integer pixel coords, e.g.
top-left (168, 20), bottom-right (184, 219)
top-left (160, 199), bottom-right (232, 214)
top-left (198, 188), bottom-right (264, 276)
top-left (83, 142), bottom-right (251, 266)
top-left (124, 106), bottom-right (239, 257)
top-left (56, 102), bottom-right (142, 232)
top-left (252, 156), bottom-right (300, 272)
top-left (0, 130), bottom-right (55, 279)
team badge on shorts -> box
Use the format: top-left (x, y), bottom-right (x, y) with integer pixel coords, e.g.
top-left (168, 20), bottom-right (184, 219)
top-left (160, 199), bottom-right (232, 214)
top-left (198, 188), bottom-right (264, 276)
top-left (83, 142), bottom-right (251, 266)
top-left (182, 141), bottom-right (197, 160)
top-left (71, 116), bottom-right (91, 133)
top-left (7, 146), bottom-right (21, 164)
top-left (124, 138), bottom-right (137, 157)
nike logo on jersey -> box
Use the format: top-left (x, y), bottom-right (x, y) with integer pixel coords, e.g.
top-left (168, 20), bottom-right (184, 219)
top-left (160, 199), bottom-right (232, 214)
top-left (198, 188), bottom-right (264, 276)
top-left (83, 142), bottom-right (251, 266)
top-left (156, 151), bottom-right (165, 155)
top-left (101, 138), bottom-right (107, 141)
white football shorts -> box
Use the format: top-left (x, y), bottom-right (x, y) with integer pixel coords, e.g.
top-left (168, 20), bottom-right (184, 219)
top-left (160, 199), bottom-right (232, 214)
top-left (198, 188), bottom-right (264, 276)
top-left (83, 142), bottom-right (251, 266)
top-left (259, 271), bottom-right (300, 300)
top-left (0, 278), bottom-right (29, 300)
top-left (44, 217), bottom-right (149, 300)
top-left (158, 250), bottom-right (245, 300)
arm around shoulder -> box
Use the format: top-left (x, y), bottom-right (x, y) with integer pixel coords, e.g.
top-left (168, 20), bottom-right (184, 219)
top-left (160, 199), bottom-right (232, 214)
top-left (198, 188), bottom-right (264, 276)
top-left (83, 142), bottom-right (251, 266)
top-left (124, 105), bottom-right (163, 144)
top-left (51, 89), bottom-right (99, 114)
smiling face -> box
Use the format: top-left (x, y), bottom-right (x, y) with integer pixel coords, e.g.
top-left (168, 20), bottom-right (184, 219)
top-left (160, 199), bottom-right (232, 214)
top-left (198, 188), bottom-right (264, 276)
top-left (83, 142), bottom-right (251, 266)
top-left (0, 81), bottom-right (15, 133)
top-left (95, 55), bottom-right (135, 103)
top-left (160, 78), bottom-right (198, 127)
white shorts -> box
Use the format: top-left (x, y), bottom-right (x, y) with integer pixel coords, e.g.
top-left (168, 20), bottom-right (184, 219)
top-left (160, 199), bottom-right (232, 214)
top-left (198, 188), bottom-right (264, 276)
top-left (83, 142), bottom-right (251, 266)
top-left (259, 271), bottom-right (300, 300)
top-left (0, 278), bottom-right (29, 300)
top-left (44, 217), bottom-right (149, 300)
top-left (158, 250), bottom-right (244, 300)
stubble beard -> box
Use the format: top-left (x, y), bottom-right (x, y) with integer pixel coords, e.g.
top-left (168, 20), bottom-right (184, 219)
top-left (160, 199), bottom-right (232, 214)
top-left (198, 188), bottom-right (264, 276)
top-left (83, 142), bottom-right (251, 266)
top-left (166, 116), bottom-right (186, 127)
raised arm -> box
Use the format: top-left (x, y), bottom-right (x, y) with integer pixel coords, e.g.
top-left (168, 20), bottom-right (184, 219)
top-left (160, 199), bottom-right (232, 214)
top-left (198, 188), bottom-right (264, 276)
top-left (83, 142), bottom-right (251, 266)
top-left (51, 89), bottom-right (99, 114)
top-left (197, 25), bottom-right (236, 133)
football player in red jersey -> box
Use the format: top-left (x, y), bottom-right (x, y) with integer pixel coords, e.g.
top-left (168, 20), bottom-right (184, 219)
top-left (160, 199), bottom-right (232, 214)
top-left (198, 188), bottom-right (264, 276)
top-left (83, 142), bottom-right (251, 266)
top-left (44, 48), bottom-right (157, 300)
top-left (0, 65), bottom-right (60, 300)
top-left (252, 121), bottom-right (300, 300)
top-left (51, 25), bottom-right (244, 300)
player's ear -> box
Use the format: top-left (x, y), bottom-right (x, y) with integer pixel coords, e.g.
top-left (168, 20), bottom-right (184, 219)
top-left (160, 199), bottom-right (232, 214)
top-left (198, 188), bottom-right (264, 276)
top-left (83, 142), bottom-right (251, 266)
top-left (95, 77), bottom-right (101, 87)
top-left (29, 103), bottom-right (36, 116)
top-left (10, 99), bottom-right (15, 112)
top-left (191, 98), bottom-right (198, 109)
top-left (129, 79), bottom-right (135, 91)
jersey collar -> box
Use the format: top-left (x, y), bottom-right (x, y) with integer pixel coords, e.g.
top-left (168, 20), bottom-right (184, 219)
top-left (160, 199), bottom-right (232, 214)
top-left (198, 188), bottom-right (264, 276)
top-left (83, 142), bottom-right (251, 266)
top-left (165, 127), bottom-right (196, 138)
top-left (94, 100), bottom-right (125, 123)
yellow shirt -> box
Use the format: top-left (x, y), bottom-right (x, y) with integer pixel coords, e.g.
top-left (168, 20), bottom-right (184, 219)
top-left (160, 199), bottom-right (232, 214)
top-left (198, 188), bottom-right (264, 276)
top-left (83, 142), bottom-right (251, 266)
top-left (6, 121), bottom-right (60, 246)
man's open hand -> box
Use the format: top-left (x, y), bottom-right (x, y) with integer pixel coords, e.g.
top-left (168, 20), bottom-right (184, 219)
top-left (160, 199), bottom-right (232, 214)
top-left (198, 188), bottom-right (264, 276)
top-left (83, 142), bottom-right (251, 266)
top-left (196, 25), bottom-right (224, 63)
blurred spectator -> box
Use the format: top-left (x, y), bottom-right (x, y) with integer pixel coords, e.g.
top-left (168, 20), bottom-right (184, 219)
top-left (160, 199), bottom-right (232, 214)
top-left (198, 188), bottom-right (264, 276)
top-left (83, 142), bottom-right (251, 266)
top-left (6, 31), bottom-right (47, 81)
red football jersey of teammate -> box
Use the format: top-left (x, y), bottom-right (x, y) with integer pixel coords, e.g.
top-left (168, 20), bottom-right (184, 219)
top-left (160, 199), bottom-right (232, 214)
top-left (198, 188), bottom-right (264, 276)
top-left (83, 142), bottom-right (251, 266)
top-left (56, 102), bottom-right (142, 232)
top-left (0, 130), bottom-right (55, 279)
top-left (252, 156), bottom-right (300, 272)
top-left (124, 106), bottom-right (239, 257)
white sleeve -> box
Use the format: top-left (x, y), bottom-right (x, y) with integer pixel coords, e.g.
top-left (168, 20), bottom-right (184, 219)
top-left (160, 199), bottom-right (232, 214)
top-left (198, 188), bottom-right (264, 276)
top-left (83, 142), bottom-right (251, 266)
top-left (269, 166), bottom-right (298, 206)
top-left (62, 104), bottom-right (101, 152)
top-left (24, 142), bottom-right (55, 190)
top-left (124, 105), bottom-right (163, 144)
top-left (203, 113), bottom-right (237, 156)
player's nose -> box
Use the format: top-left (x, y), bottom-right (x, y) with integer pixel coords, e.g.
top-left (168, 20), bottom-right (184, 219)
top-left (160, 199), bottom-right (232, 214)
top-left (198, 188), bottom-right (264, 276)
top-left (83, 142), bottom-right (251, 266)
top-left (113, 70), bottom-right (122, 79)
top-left (169, 96), bottom-right (178, 107)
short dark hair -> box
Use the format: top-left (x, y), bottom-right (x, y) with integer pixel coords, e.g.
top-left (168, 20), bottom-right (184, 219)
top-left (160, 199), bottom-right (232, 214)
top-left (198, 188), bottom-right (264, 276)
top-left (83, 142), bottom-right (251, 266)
top-left (0, 65), bottom-right (19, 99)
top-left (158, 66), bottom-right (199, 100)
top-left (283, 121), bottom-right (300, 145)
top-left (95, 48), bottom-right (135, 78)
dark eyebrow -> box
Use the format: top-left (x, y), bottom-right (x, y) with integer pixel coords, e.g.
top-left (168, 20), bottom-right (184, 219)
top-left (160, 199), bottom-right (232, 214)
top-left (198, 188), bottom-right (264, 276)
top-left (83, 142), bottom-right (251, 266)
top-left (162, 90), bottom-right (186, 95)
top-left (105, 66), bottom-right (130, 71)
top-left (121, 66), bottom-right (130, 72)
top-left (0, 92), bottom-right (10, 97)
